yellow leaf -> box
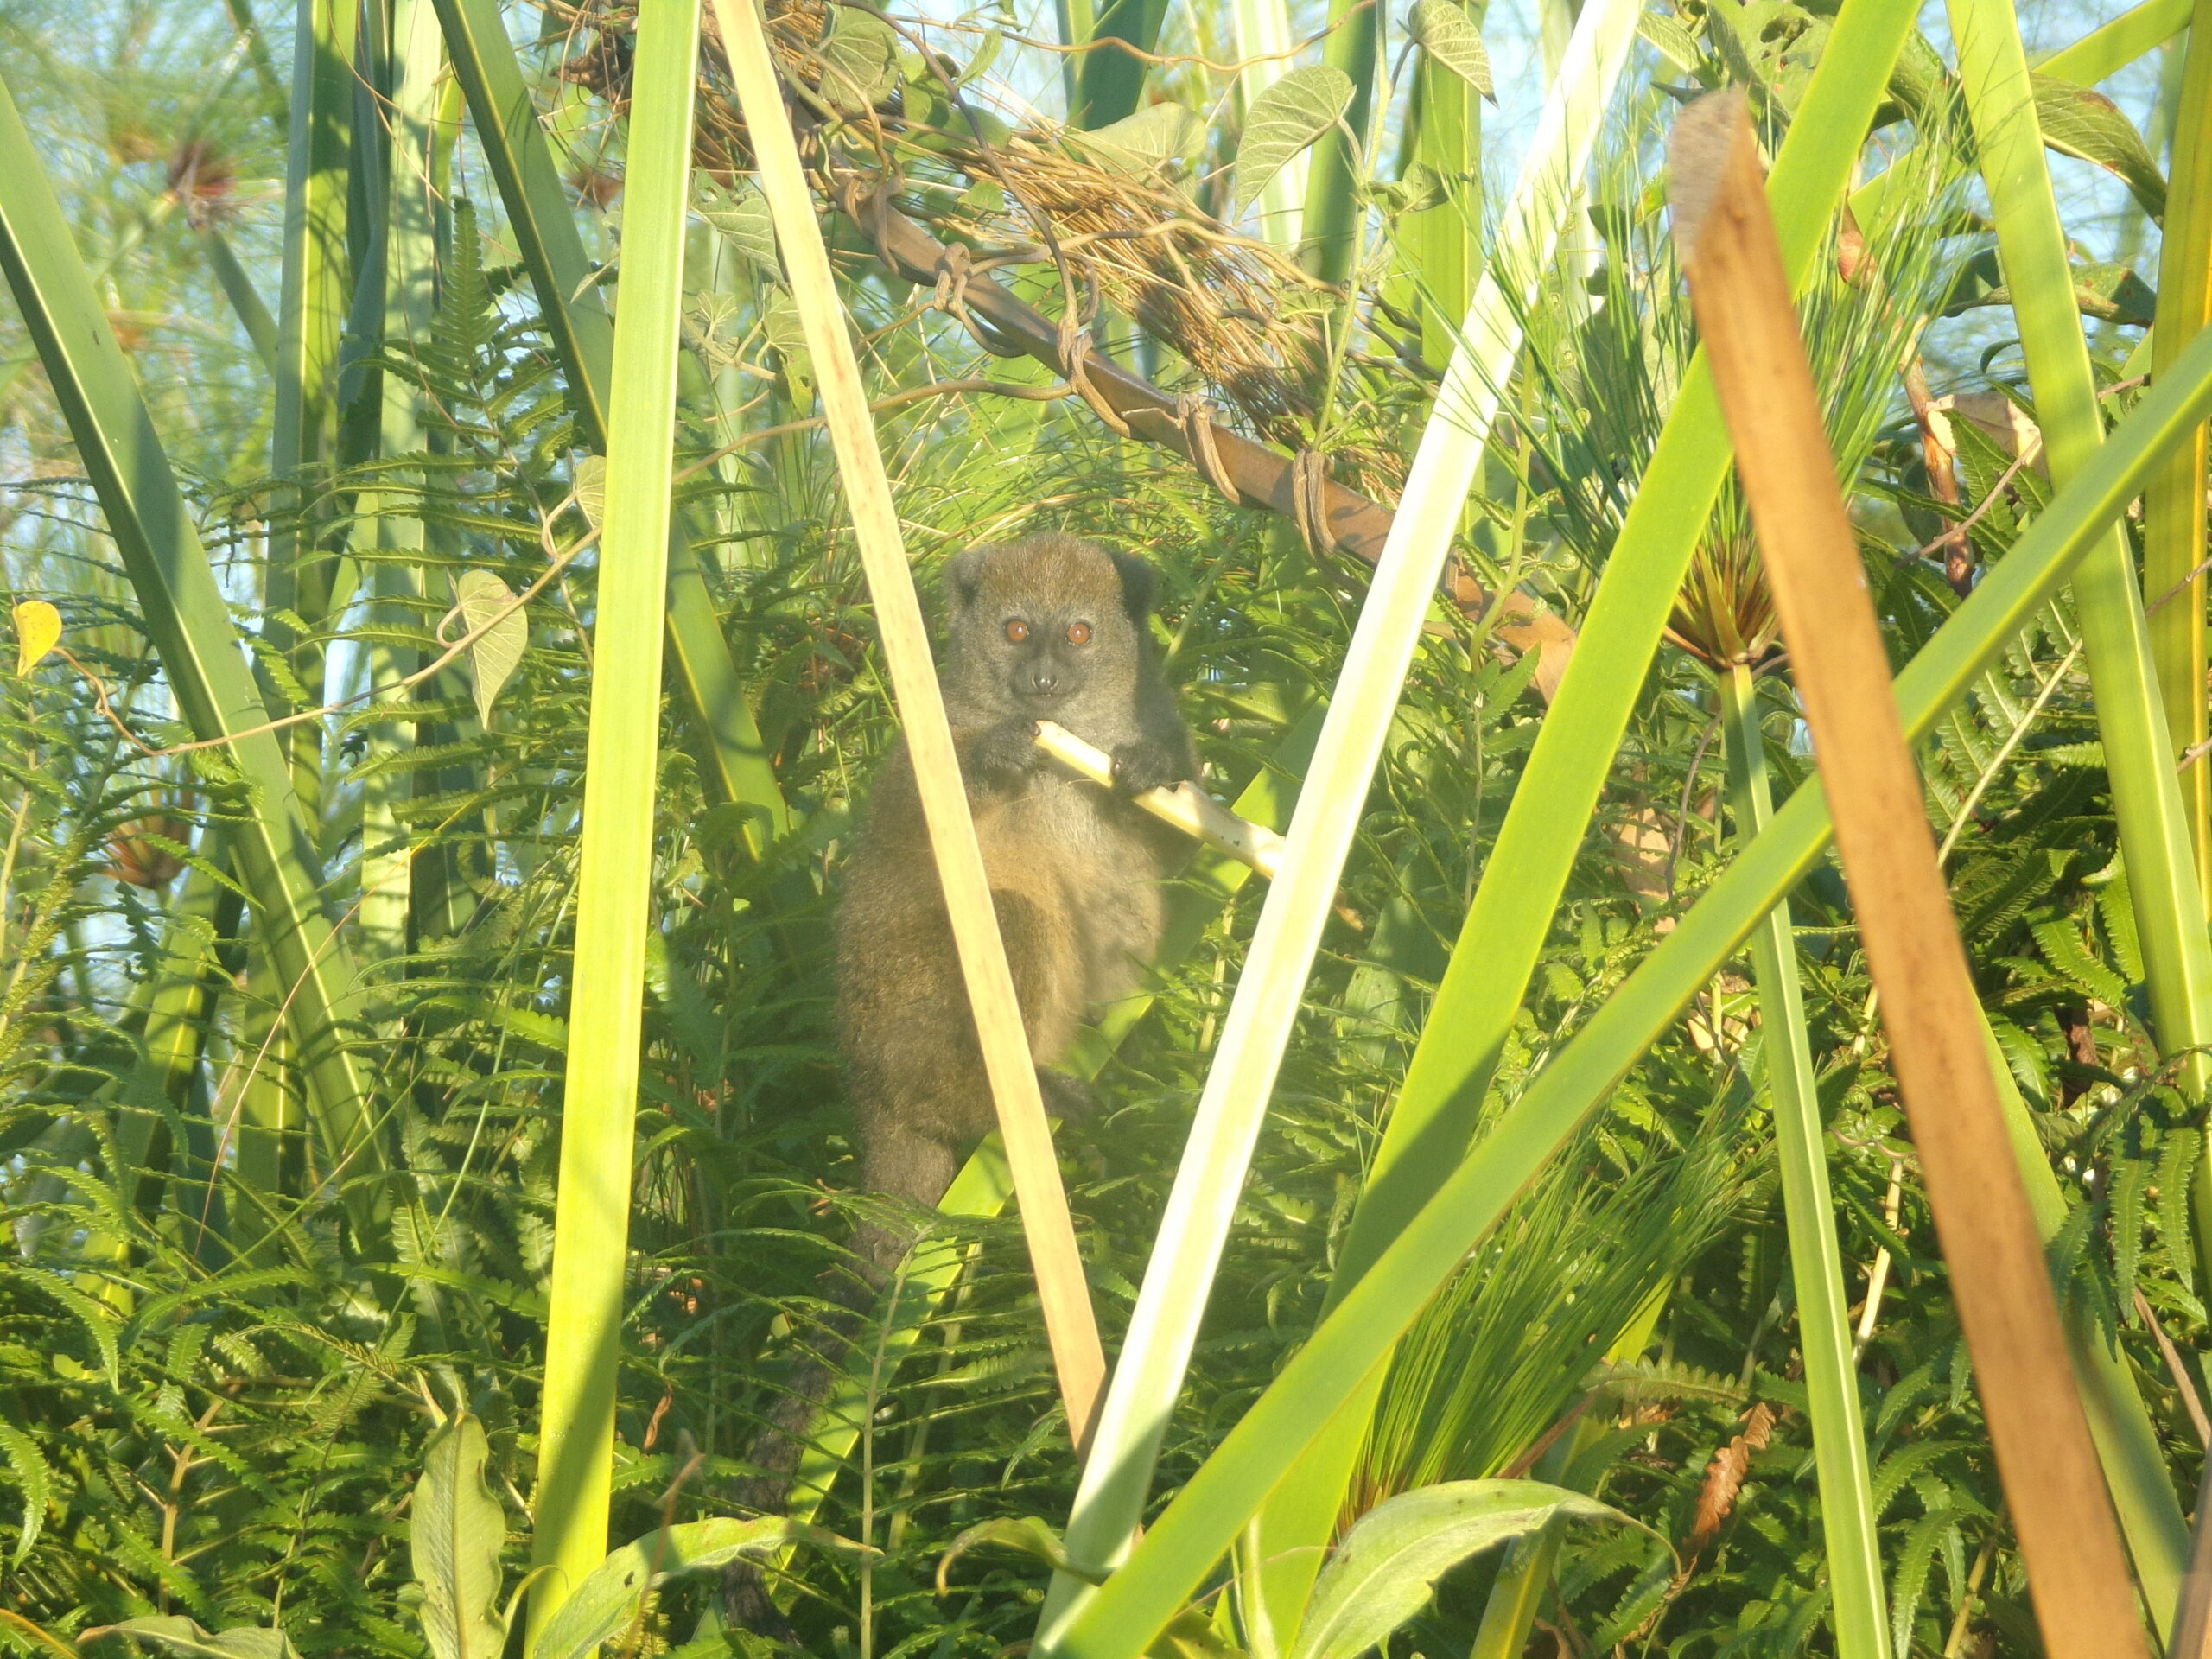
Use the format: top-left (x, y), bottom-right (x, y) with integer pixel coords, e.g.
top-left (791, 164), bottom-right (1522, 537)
top-left (12, 600), bottom-right (60, 677)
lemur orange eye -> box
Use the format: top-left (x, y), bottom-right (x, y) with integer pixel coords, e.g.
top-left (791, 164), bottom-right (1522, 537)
top-left (1004, 619), bottom-right (1030, 643)
top-left (1065, 621), bottom-right (1091, 645)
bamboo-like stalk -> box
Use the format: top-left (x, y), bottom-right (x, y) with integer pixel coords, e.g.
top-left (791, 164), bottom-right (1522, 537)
top-left (1670, 90), bottom-right (2144, 1659)
top-left (432, 0), bottom-right (795, 842)
top-left (1229, 0), bottom-right (1305, 245)
top-left (1717, 663), bottom-right (1890, 1659)
top-left (196, 225), bottom-right (279, 372)
top-left (2145, 0), bottom-right (2212, 912)
top-left (265, 0), bottom-right (359, 821)
top-left (1250, 2), bottom-right (1916, 1633)
top-left (1071, 0), bottom-right (1169, 129)
top-left (522, 0), bottom-right (700, 1638)
top-left (1299, 0), bottom-right (1381, 285)
top-left (1037, 0), bottom-right (1643, 1639)
top-left (713, 0), bottom-right (1109, 1447)
top-left (0, 71), bottom-right (387, 1230)
top-left (1043, 304), bottom-right (2212, 1659)
top-left (1402, 40), bottom-right (1483, 371)
top-left (1948, 0), bottom-right (2212, 1290)
top-left (359, 0), bottom-right (449, 975)
top-left (125, 842), bottom-right (241, 1112)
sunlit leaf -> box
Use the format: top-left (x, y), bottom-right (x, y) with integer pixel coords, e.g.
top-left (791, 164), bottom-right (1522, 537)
top-left (694, 177), bottom-right (778, 271)
top-left (531, 1518), bottom-right (837, 1659)
top-left (573, 454), bottom-right (607, 529)
top-left (1069, 101), bottom-right (1206, 177)
top-left (1235, 66), bottom-right (1354, 211)
top-left (816, 9), bottom-right (899, 110)
top-left (12, 598), bottom-right (60, 677)
top-left (1410, 0), bottom-right (1493, 97)
top-left (410, 1415), bottom-right (510, 1659)
top-left (80, 1618), bottom-right (296, 1659)
top-left (2032, 73), bottom-right (2166, 221)
top-left (1288, 1481), bottom-right (1634, 1659)
top-left (937, 1516), bottom-right (1103, 1591)
top-left (454, 570), bottom-right (527, 728)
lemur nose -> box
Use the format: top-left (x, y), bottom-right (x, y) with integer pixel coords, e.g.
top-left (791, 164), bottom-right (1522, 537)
top-left (1028, 667), bottom-right (1060, 696)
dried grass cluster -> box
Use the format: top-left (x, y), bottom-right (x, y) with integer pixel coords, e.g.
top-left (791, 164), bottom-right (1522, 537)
top-left (545, 0), bottom-right (1351, 467)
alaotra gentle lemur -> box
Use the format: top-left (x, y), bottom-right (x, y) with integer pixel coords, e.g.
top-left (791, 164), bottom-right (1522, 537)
top-left (723, 534), bottom-right (1194, 1634)
top-left (836, 531), bottom-right (1198, 1225)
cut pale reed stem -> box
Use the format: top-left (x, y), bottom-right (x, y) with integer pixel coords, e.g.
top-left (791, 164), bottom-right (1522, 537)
top-left (1033, 721), bottom-right (1287, 880)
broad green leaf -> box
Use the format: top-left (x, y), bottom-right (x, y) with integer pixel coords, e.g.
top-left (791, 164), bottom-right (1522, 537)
top-left (1409, 1), bottom-right (1493, 97)
top-left (572, 454), bottom-right (606, 529)
top-left (531, 1518), bottom-right (816, 1659)
top-left (1636, 7), bottom-right (1702, 71)
top-left (2031, 73), bottom-right (2166, 219)
top-left (938, 1516), bottom-right (1103, 1590)
top-left (761, 283), bottom-right (815, 396)
top-left (81, 1618), bottom-right (296, 1659)
top-left (1070, 101), bottom-right (1206, 177)
top-left (1235, 66), bottom-right (1355, 211)
top-left (11, 598), bottom-right (59, 676)
top-left (1289, 1482), bottom-right (1629, 1659)
top-left (693, 177), bottom-right (778, 271)
top-left (816, 9), bottom-right (899, 110)
top-left (410, 1415), bottom-right (510, 1659)
top-left (454, 569), bottom-right (526, 727)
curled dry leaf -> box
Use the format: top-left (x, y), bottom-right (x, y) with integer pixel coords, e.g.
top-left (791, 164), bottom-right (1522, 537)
top-left (1688, 1400), bottom-right (1777, 1550)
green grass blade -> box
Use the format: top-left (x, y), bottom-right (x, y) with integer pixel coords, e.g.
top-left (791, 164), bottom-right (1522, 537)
top-left (1252, 0), bottom-right (1917, 1631)
top-left (1046, 312), bottom-right (2212, 1659)
top-left (1720, 664), bottom-right (1890, 1659)
top-left (0, 71), bottom-right (387, 1225)
top-left (521, 0), bottom-right (699, 1638)
top-left (359, 0), bottom-right (449, 976)
top-left (1948, 0), bottom-right (2212, 1276)
top-left (2037, 0), bottom-right (2191, 84)
top-left (195, 225), bottom-right (278, 372)
top-left (434, 0), bottom-right (791, 841)
top-left (2145, 0), bottom-right (2212, 909)
top-left (1039, 0), bottom-right (1643, 1639)
top-left (266, 0), bottom-right (360, 819)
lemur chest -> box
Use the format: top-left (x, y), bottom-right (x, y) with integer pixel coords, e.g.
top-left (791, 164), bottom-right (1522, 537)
top-left (974, 773), bottom-right (1122, 874)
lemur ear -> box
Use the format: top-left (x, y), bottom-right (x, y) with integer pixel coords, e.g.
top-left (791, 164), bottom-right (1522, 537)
top-left (946, 545), bottom-right (991, 610)
top-left (1109, 550), bottom-right (1157, 623)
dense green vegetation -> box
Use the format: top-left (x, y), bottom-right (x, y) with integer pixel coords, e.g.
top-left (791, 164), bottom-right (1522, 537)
top-left (3, 0), bottom-right (2210, 1654)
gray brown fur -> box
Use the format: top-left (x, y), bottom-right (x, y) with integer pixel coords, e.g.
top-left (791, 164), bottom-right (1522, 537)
top-left (836, 532), bottom-right (1196, 1228)
top-left (722, 534), bottom-right (1193, 1635)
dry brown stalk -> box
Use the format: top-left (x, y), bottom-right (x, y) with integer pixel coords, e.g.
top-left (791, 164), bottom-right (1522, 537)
top-left (1669, 89), bottom-right (2149, 1659)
